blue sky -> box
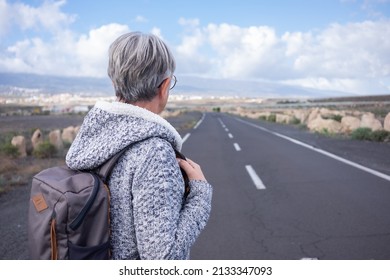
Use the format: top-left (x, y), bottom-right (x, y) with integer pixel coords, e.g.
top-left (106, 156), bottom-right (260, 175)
top-left (1, 0), bottom-right (390, 96)
top-left (61, 0), bottom-right (388, 35)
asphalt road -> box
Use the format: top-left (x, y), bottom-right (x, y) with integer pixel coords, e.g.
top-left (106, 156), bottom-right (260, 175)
top-left (1, 112), bottom-right (390, 260)
top-left (184, 113), bottom-right (390, 260)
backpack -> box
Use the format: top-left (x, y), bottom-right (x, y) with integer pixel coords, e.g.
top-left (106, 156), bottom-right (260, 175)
top-left (28, 147), bottom-right (129, 260)
top-left (28, 142), bottom-right (189, 260)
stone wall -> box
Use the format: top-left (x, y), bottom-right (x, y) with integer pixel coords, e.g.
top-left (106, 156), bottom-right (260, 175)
top-left (229, 107), bottom-right (390, 134)
top-left (10, 125), bottom-right (81, 158)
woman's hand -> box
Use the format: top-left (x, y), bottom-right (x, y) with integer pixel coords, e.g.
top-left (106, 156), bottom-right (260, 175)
top-left (177, 158), bottom-right (207, 181)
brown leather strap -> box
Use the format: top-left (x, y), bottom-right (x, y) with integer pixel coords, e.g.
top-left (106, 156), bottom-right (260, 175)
top-left (103, 183), bottom-right (111, 258)
top-left (50, 219), bottom-right (58, 260)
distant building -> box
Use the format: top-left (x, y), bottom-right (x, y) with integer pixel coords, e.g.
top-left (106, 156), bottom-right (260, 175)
top-left (72, 105), bottom-right (90, 114)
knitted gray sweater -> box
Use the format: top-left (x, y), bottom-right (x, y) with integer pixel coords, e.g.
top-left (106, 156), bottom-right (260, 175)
top-left (66, 101), bottom-right (212, 259)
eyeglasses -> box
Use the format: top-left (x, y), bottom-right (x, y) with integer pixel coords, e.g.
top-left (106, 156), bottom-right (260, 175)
top-left (169, 75), bottom-right (177, 90)
top-left (157, 75), bottom-right (177, 90)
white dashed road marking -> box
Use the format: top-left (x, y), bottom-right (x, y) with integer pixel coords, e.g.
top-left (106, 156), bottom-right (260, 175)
top-left (245, 165), bottom-right (266, 190)
top-left (194, 113), bottom-right (205, 129)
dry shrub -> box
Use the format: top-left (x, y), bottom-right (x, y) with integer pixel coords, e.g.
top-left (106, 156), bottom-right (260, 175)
top-left (0, 158), bottom-right (18, 173)
top-left (0, 156), bottom-right (65, 194)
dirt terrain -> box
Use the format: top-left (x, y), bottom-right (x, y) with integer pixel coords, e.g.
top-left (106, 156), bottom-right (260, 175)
top-left (0, 114), bottom-right (85, 134)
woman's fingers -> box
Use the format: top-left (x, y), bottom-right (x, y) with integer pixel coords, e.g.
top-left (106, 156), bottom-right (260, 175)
top-left (178, 158), bottom-right (207, 181)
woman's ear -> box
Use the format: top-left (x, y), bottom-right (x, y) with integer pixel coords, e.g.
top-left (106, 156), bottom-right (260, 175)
top-left (156, 77), bottom-right (170, 113)
top-left (157, 77), bottom-right (170, 99)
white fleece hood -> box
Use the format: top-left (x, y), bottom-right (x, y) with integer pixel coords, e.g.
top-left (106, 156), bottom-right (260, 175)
top-left (66, 101), bottom-right (182, 170)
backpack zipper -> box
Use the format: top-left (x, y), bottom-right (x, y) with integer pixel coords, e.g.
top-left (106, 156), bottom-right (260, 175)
top-left (69, 173), bottom-right (100, 231)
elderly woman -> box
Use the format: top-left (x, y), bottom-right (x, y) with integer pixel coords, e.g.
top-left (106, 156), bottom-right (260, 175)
top-left (66, 32), bottom-right (213, 259)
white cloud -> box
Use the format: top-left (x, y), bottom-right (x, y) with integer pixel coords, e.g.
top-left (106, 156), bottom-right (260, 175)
top-left (150, 27), bottom-right (163, 38)
top-left (14, 0), bottom-right (75, 31)
top-left (176, 28), bottom-right (204, 57)
top-left (282, 31), bottom-right (314, 57)
top-left (76, 24), bottom-right (130, 76)
top-left (1, 23), bottom-right (129, 77)
top-left (1, 2), bottom-right (389, 95)
top-left (279, 20), bottom-right (390, 93)
top-left (206, 24), bottom-right (280, 78)
top-left (173, 18), bottom-right (390, 93)
top-left (174, 21), bottom-right (284, 79)
top-left (361, 0), bottom-right (390, 18)
top-left (0, 0), bottom-right (10, 36)
top-left (285, 21), bottom-right (390, 79)
top-left (134, 15), bottom-right (148, 23)
top-left (174, 19), bottom-right (212, 76)
top-left (0, 0), bottom-right (75, 35)
top-left (178, 17), bottom-right (200, 28)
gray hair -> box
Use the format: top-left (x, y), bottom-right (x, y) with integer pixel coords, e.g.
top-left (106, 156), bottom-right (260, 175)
top-left (107, 32), bottom-right (176, 102)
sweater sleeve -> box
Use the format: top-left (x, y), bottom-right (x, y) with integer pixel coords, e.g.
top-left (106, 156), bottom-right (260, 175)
top-left (131, 140), bottom-right (213, 259)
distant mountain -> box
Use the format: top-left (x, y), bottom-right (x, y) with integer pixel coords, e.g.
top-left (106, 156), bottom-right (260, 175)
top-left (0, 72), bottom-right (353, 99)
top-left (175, 76), bottom-right (344, 98)
top-left (0, 72), bottom-right (112, 96)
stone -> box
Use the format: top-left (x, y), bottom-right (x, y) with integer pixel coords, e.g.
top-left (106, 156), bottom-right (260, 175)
top-left (360, 113), bottom-right (382, 131)
top-left (31, 129), bottom-right (43, 150)
top-left (307, 108), bottom-right (320, 124)
top-left (341, 116), bottom-right (361, 133)
top-left (319, 108), bottom-right (335, 119)
top-left (384, 112), bottom-right (390, 132)
top-left (49, 130), bottom-right (64, 151)
top-left (11, 135), bottom-right (27, 157)
top-left (307, 116), bottom-right (342, 134)
top-left (293, 109), bottom-right (310, 124)
top-left (61, 126), bottom-right (76, 143)
top-left (276, 114), bottom-right (292, 124)
top-left (74, 126), bottom-right (81, 136)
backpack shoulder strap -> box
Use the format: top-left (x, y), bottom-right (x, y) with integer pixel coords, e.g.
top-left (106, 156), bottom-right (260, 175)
top-left (96, 149), bottom-right (128, 183)
top-left (95, 137), bottom-right (153, 183)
